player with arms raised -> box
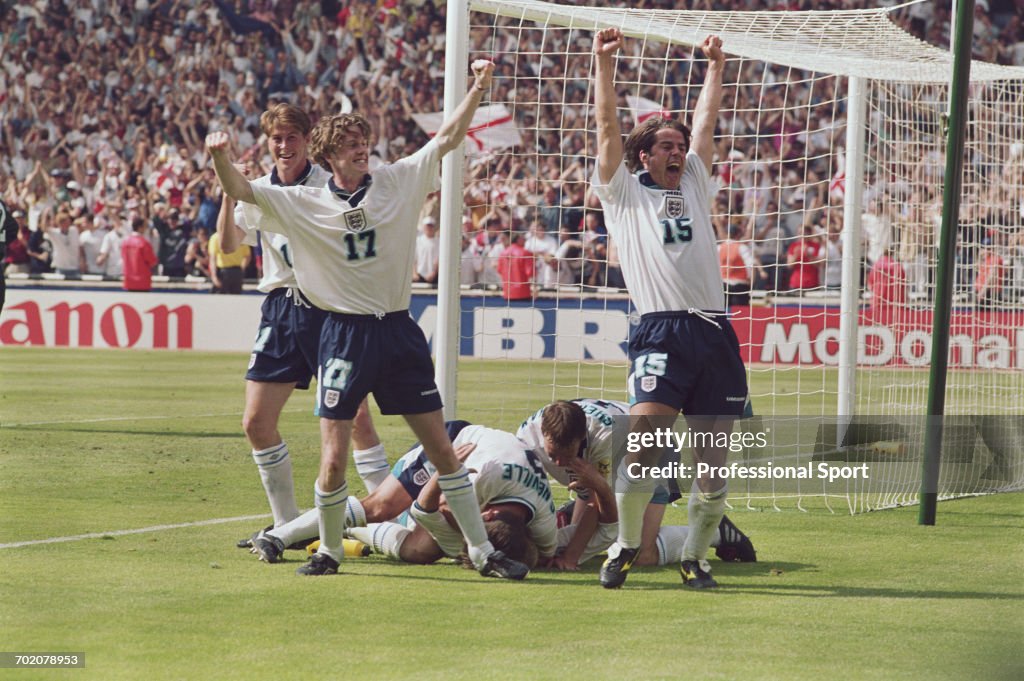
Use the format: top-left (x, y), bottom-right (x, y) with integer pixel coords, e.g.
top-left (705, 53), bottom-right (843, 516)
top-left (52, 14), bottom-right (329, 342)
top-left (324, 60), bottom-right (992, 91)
top-left (591, 28), bottom-right (748, 589)
top-left (207, 59), bottom-right (528, 580)
top-left (214, 104), bottom-right (385, 552)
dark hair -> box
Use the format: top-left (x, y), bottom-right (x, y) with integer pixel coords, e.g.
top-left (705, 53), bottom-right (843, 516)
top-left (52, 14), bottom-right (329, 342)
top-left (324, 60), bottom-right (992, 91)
top-left (458, 513), bottom-right (538, 570)
top-left (541, 400), bottom-right (587, 448)
top-left (623, 117), bottom-right (691, 172)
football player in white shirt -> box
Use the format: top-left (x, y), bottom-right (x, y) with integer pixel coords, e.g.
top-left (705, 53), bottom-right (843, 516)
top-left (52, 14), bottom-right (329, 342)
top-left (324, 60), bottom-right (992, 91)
top-left (516, 399), bottom-right (618, 569)
top-left (347, 424), bottom-right (557, 566)
top-left (211, 104), bottom-right (387, 552)
top-left (591, 28), bottom-right (748, 589)
top-left (516, 399), bottom-right (755, 569)
top-left (207, 60), bottom-right (528, 580)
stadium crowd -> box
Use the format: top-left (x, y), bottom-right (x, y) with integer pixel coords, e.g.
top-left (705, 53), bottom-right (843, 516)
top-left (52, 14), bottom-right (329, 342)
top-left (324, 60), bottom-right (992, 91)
top-left (1, 0), bottom-right (1022, 305)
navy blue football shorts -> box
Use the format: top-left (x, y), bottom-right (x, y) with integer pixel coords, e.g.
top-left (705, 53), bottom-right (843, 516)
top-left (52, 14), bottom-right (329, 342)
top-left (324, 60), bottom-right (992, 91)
top-left (316, 310), bottom-right (444, 420)
top-left (246, 288), bottom-right (327, 390)
top-left (628, 311), bottom-right (748, 417)
top-left (392, 420), bottom-right (473, 498)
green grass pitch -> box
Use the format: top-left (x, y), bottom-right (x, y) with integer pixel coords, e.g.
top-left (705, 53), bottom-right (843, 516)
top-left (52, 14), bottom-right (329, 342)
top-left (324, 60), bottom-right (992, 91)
top-left (1, 347), bottom-right (1021, 680)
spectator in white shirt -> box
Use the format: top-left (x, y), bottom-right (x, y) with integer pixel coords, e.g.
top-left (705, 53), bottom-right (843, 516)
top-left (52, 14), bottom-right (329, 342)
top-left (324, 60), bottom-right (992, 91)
top-left (413, 216), bottom-right (440, 286)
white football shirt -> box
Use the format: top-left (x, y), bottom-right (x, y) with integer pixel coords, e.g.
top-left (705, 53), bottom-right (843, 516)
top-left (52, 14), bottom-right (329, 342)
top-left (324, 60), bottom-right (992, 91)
top-left (516, 398), bottom-right (628, 488)
top-left (457, 425), bottom-right (558, 559)
top-left (244, 140), bottom-right (441, 314)
top-left (399, 424), bottom-right (558, 558)
top-left (235, 162), bottom-right (331, 293)
top-left (591, 151), bottom-right (725, 314)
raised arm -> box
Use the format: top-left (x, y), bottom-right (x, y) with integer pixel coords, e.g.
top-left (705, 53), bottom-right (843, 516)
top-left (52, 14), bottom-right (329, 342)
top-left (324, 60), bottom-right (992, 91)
top-left (215, 164), bottom-right (252, 254)
top-left (691, 35), bottom-right (725, 175)
top-left (594, 27), bottom-right (624, 184)
top-left (433, 60), bottom-right (495, 157)
top-left (205, 131), bottom-right (256, 204)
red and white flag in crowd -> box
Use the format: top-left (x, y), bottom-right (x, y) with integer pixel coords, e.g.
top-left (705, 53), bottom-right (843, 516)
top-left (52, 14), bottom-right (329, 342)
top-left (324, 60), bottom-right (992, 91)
top-left (626, 95), bottom-right (672, 125)
top-left (411, 104), bottom-right (522, 155)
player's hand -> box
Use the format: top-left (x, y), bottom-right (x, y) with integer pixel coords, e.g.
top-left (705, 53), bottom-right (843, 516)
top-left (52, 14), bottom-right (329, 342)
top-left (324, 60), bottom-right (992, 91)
top-left (471, 59), bottom-right (495, 92)
top-left (700, 34), bottom-right (724, 67)
top-left (566, 457), bottom-right (605, 490)
top-left (594, 28), bottom-right (623, 57)
top-left (453, 442), bottom-right (476, 462)
top-left (205, 131), bottom-right (230, 156)
top-left (549, 555), bottom-right (580, 571)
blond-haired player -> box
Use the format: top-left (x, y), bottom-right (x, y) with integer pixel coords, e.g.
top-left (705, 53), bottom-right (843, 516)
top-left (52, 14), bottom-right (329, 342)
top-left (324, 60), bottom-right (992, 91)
top-left (207, 60), bottom-right (529, 580)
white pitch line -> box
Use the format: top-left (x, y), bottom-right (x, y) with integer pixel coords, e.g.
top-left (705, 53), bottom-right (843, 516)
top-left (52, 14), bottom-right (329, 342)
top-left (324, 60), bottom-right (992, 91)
top-left (2, 408), bottom-right (308, 428)
top-left (0, 513), bottom-right (271, 550)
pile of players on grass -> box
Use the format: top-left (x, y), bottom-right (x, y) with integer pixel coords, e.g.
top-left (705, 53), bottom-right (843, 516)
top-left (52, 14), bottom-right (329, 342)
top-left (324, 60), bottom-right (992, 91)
top-left (237, 399), bottom-right (757, 579)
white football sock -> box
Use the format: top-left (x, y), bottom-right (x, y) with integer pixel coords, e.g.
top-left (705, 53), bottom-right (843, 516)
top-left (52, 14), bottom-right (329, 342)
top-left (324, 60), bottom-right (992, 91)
top-left (656, 525), bottom-right (689, 565)
top-left (345, 496), bottom-right (367, 527)
top-left (613, 458), bottom-right (656, 549)
top-left (654, 524), bottom-right (723, 566)
top-left (348, 522), bottom-right (411, 560)
top-left (315, 481), bottom-right (348, 562)
top-left (682, 482), bottom-right (728, 564)
top-left (252, 442), bottom-right (299, 526)
top-left (437, 467), bottom-right (494, 567)
top-left (352, 444), bottom-right (389, 493)
top-left (267, 508), bottom-right (318, 548)
top-left (409, 502), bottom-right (464, 558)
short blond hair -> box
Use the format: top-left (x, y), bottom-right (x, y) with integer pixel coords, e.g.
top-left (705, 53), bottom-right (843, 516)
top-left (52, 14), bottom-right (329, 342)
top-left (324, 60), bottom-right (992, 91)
top-left (260, 103), bottom-right (312, 138)
top-left (309, 113), bottom-right (372, 172)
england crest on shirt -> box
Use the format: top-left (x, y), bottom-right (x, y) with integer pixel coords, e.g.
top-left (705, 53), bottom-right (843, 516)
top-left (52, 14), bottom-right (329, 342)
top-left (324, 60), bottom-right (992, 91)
top-left (664, 194), bottom-right (685, 219)
top-left (343, 207), bottom-right (368, 233)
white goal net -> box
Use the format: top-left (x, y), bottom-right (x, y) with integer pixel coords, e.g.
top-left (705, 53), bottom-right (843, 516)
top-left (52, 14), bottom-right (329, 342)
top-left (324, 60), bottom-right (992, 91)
top-left (445, 0), bottom-right (1024, 512)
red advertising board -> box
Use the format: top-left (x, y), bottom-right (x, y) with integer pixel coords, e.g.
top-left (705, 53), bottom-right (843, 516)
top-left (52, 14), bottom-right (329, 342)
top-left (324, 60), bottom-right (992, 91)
top-left (731, 305), bottom-right (1024, 370)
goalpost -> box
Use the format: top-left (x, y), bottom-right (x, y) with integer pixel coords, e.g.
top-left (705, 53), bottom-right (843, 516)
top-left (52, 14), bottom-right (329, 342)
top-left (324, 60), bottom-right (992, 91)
top-left (437, 0), bottom-right (1024, 513)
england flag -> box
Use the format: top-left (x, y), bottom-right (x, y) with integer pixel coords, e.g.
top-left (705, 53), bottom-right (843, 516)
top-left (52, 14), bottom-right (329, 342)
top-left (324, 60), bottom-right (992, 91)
top-left (412, 104), bottom-right (522, 155)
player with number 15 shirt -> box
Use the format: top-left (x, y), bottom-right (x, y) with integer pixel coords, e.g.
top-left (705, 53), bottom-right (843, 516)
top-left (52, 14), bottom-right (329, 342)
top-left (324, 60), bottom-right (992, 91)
top-left (590, 27), bottom-right (748, 590)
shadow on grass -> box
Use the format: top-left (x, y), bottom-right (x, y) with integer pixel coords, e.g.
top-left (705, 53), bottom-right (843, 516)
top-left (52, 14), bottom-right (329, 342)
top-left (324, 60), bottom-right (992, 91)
top-left (716, 582), bottom-right (1024, 601)
top-left (233, 556), bottom-right (1024, 599)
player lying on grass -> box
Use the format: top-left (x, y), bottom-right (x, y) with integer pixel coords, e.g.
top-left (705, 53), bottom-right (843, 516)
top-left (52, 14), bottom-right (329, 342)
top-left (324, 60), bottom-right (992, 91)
top-left (251, 422), bottom-right (558, 564)
top-left (347, 426), bottom-right (558, 567)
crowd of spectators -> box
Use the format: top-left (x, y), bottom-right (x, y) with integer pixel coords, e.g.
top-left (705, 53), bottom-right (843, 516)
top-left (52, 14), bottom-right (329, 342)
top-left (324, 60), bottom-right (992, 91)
top-left (1, 0), bottom-right (1022, 309)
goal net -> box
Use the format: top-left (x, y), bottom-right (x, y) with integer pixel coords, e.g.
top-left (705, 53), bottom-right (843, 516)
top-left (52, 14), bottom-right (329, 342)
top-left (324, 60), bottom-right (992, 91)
top-left (445, 0), bottom-right (1024, 512)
